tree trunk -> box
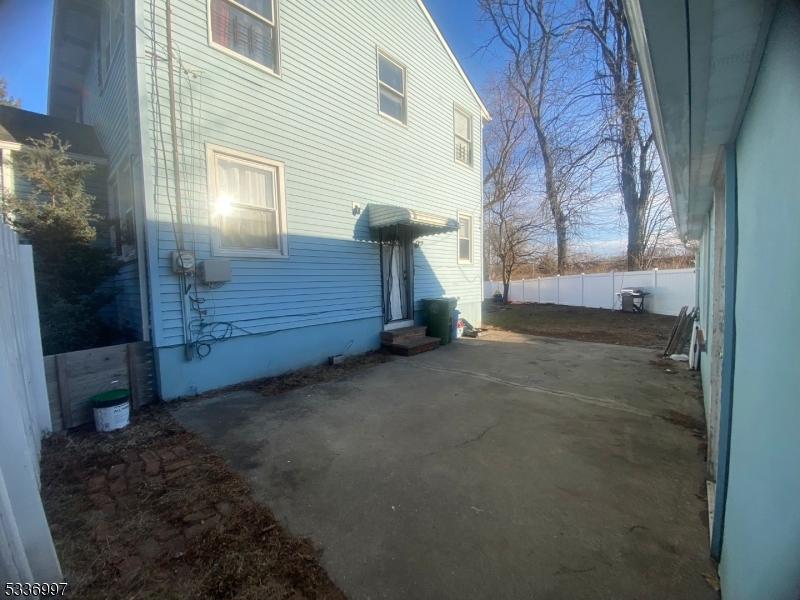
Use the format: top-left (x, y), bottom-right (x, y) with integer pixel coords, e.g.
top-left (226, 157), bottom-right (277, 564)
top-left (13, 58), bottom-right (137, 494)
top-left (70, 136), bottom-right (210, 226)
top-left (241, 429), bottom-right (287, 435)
top-left (553, 202), bottom-right (568, 274)
top-left (502, 257), bottom-right (513, 303)
top-left (626, 210), bottom-right (644, 270)
top-left (535, 121), bottom-right (568, 273)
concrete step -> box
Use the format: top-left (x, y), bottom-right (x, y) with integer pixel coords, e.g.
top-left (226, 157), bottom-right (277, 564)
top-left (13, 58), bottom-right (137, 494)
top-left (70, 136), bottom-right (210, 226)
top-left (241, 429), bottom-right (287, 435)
top-left (382, 336), bottom-right (441, 357)
top-left (380, 325), bottom-right (428, 344)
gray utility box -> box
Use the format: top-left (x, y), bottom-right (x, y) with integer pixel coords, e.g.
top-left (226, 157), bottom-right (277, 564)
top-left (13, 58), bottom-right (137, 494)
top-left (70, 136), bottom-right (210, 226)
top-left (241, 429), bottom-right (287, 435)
top-left (198, 259), bottom-right (231, 284)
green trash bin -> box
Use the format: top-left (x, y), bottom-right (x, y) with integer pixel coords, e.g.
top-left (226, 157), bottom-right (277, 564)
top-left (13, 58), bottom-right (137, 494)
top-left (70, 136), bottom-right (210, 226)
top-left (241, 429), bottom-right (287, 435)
top-left (423, 297), bottom-right (458, 345)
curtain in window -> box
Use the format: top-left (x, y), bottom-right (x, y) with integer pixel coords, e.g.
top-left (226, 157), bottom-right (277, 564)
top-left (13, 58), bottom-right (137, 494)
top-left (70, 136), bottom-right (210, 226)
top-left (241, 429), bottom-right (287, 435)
top-left (217, 159), bottom-right (278, 250)
top-left (211, 0), bottom-right (231, 47)
top-left (211, 0), bottom-right (275, 69)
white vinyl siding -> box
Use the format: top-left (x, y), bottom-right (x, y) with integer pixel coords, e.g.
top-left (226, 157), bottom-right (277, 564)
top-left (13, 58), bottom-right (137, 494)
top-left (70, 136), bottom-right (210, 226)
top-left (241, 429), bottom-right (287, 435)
top-left (208, 146), bottom-right (288, 258)
top-left (377, 51), bottom-right (406, 124)
top-left (209, 0), bottom-right (279, 73)
top-left (458, 214), bottom-right (472, 263)
top-left (454, 106), bottom-right (472, 166)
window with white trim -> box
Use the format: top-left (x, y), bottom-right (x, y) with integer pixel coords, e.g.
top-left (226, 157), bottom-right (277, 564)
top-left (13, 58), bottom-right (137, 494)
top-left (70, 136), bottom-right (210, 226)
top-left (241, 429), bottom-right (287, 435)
top-left (209, 148), bottom-right (287, 257)
top-left (458, 215), bottom-right (472, 263)
top-left (210, 0), bottom-right (279, 72)
top-left (454, 107), bottom-right (472, 165)
top-left (377, 51), bottom-right (406, 123)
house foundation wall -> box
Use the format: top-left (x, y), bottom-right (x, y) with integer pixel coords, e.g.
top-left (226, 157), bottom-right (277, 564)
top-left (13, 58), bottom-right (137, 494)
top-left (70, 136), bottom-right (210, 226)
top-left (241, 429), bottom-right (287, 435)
top-left (155, 316), bottom-right (383, 400)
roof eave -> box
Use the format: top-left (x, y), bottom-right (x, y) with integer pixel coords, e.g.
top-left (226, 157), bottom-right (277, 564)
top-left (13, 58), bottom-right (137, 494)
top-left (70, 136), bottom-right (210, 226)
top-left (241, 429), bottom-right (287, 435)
top-left (623, 0), bottom-right (776, 242)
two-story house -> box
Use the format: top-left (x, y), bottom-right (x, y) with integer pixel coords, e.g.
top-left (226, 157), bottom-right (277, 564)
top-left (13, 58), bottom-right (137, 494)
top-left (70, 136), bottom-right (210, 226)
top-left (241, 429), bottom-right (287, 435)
top-left (48, 0), bottom-right (489, 399)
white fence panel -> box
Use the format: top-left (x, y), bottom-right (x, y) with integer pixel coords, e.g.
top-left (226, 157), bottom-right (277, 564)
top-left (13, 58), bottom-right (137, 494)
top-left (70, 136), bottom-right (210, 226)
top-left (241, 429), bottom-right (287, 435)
top-left (486, 268), bottom-right (696, 315)
top-left (651, 268), bottom-right (697, 316)
top-left (558, 275), bottom-right (582, 306)
top-left (507, 280), bottom-right (525, 302)
top-left (539, 277), bottom-right (558, 303)
top-left (0, 223), bottom-right (61, 583)
top-left (583, 272), bottom-right (615, 309)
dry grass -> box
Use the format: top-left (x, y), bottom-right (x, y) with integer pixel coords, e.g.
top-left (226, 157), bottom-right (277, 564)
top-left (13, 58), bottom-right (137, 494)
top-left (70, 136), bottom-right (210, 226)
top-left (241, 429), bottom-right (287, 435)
top-left (484, 301), bottom-right (676, 349)
top-left (42, 409), bottom-right (346, 600)
top-left (41, 351), bottom-right (399, 599)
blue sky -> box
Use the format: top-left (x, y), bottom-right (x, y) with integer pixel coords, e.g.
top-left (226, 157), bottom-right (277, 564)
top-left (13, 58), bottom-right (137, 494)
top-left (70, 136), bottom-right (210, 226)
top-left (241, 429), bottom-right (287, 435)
top-left (0, 0), bottom-right (502, 114)
top-left (0, 0), bottom-right (627, 253)
top-left (0, 0), bottom-right (54, 113)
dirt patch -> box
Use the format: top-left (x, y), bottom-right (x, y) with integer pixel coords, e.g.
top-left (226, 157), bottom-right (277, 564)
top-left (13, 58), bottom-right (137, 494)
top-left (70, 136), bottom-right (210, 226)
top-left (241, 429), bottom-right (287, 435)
top-left (198, 350), bottom-right (393, 400)
top-left (660, 409), bottom-right (706, 438)
top-left (484, 301), bottom-right (675, 349)
top-left (42, 406), bottom-right (345, 600)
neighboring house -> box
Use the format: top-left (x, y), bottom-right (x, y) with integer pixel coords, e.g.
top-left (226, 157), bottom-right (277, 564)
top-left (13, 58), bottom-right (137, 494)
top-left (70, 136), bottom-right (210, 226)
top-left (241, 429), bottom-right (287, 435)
top-left (624, 1), bottom-right (799, 598)
top-left (0, 104), bottom-right (142, 339)
top-left (48, 0), bottom-right (489, 399)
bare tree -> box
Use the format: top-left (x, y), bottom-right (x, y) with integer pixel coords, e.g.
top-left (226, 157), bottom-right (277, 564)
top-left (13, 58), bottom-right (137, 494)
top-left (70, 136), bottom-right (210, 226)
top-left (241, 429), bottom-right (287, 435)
top-left (483, 80), bottom-right (548, 301)
top-left (483, 82), bottom-right (531, 212)
top-left (481, 0), bottom-right (598, 273)
top-left (578, 0), bottom-right (665, 270)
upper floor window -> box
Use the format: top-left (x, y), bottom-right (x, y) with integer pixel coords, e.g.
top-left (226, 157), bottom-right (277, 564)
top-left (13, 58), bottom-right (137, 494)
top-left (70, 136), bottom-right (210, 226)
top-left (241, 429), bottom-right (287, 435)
top-left (210, 0), bottom-right (279, 73)
top-left (377, 51), bottom-right (406, 124)
top-left (458, 214), bottom-right (472, 263)
top-left (208, 146), bottom-right (288, 258)
top-left (454, 107), bottom-right (472, 165)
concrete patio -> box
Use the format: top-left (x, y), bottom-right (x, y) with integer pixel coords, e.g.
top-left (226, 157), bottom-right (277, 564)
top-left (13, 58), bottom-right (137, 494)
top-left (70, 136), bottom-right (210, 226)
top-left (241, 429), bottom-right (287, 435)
top-left (172, 331), bottom-right (716, 600)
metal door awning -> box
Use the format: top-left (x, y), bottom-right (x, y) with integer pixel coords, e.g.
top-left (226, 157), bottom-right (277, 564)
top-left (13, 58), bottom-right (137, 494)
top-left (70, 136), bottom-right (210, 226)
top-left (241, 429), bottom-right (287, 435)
top-left (368, 204), bottom-right (458, 239)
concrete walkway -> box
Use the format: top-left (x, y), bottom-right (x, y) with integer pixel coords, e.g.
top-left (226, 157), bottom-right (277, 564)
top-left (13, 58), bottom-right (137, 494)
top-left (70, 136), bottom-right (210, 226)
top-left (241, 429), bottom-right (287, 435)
top-left (172, 331), bottom-right (716, 600)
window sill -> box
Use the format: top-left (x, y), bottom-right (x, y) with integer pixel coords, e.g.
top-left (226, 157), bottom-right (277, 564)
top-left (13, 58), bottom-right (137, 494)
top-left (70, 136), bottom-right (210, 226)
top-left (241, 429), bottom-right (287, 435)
top-left (208, 40), bottom-right (282, 80)
top-left (212, 246), bottom-right (289, 259)
top-left (378, 111), bottom-right (408, 128)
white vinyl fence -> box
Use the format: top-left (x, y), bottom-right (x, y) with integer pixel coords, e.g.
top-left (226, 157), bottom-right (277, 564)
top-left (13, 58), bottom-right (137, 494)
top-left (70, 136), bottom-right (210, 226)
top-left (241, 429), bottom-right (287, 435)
top-left (485, 268), bottom-right (696, 316)
top-left (0, 223), bottom-right (61, 583)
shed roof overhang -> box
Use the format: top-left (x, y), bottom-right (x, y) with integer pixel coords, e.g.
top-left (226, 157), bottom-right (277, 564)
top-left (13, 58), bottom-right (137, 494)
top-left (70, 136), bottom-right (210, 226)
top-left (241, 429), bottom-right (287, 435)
top-left (47, 0), bottom-right (101, 120)
top-left (368, 204), bottom-right (459, 240)
top-left (623, 0), bottom-right (776, 240)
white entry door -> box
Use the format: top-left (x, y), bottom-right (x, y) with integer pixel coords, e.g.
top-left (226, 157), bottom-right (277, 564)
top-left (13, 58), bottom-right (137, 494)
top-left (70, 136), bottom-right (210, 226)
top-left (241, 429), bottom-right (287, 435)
top-left (381, 235), bottom-right (413, 324)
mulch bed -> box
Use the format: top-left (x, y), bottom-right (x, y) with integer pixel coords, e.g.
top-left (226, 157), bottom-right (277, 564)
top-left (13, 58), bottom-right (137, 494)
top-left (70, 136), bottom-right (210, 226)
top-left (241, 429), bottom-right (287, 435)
top-left (483, 301), bottom-right (676, 349)
top-left (41, 352), bottom-right (396, 599)
top-left (42, 406), bottom-right (346, 599)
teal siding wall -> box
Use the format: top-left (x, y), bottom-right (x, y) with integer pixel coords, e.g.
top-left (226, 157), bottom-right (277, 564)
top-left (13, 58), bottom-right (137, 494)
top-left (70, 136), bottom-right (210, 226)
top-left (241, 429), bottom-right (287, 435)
top-left (720, 4), bottom-right (800, 598)
top-left (137, 0), bottom-right (484, 395)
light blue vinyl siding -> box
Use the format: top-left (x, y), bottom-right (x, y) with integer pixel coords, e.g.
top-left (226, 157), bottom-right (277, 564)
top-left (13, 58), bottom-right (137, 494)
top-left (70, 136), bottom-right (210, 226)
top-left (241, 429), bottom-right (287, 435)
top-left (82, 15), bottom-right (131, 171)
top-left (81, 0), bottom-right (144, 339)
top-left (138, 0), bottom-right (484, 351)
top-left (112, 260), bottom-right (142, 335)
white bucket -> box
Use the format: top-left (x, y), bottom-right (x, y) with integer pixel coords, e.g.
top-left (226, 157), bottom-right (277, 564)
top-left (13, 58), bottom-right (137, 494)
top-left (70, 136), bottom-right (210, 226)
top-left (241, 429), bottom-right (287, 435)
top-left (94, 401), bottom-right (130, 432)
